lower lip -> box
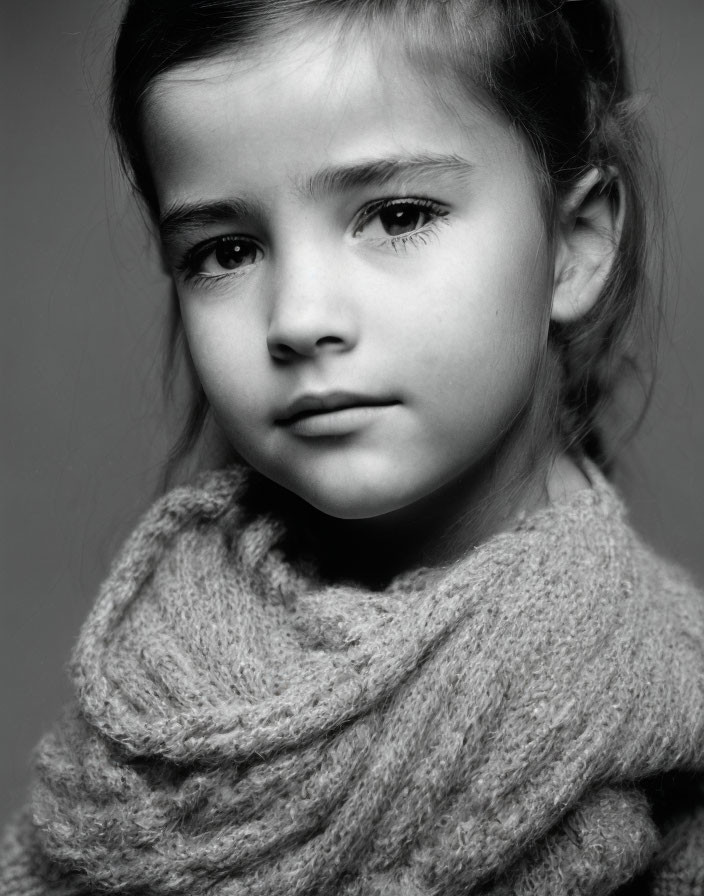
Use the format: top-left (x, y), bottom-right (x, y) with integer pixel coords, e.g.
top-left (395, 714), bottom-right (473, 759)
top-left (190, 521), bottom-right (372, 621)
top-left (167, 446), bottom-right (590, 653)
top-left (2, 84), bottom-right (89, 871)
top-left (282, 404), bottom-right (398, 437)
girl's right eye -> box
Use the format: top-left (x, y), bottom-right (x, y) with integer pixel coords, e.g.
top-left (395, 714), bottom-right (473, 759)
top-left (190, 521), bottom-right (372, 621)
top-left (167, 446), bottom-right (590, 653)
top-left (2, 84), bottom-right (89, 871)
top-left (179, 235), bottom-right (261, 282)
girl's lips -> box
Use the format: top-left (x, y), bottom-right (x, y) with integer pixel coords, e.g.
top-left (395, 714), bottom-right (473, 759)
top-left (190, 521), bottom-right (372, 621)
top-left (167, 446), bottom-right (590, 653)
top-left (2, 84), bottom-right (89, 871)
top-left (281, 403), bottom-right (399, 437)
top-left (277, 392), bottom-right (398, 423)
top-left (276, 392), bottom-right (400, 436)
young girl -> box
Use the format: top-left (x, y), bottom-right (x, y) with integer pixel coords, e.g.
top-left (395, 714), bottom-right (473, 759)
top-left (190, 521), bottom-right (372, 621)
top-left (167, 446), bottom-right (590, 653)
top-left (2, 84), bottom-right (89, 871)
top-left (2, 0), bottom-right (703, 893)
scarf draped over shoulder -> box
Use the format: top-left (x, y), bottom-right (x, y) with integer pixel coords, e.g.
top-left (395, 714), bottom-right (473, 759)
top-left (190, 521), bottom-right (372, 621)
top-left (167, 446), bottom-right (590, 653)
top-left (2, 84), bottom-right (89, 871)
top-left (2, 466), bottom-right (704, 895)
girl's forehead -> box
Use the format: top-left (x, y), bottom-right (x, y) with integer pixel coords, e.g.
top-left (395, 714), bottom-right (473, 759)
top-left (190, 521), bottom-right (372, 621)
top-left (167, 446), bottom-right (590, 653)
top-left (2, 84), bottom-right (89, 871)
top-left (143, 23), bottom-right (532, 207)
top-left (146, 23), bottom-right (495, 141)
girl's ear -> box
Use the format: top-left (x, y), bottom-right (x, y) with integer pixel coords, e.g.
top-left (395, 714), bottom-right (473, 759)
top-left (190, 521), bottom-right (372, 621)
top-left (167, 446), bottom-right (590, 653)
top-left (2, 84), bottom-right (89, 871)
top-left (551, 167), bottom-right (625, 324)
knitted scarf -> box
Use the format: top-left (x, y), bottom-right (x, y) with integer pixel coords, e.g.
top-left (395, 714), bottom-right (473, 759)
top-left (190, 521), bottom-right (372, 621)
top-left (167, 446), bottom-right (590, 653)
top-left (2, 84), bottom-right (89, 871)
top-left (2, 466), bottom-right (704, 895)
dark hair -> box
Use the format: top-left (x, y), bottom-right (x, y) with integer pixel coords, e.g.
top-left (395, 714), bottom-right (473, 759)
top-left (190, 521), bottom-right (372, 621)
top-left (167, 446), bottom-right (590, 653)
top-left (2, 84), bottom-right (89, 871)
top-left (111, 0), bottom-right (660, 478)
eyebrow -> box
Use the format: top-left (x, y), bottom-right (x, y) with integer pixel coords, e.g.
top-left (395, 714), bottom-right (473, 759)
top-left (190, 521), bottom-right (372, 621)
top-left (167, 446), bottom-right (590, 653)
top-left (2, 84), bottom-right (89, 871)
top-left (158, 154), bottom-right (474, 244)
top-left (159, 197), bottom-right (264, 246)
top-left (303, 153), bottom-right (475, 198)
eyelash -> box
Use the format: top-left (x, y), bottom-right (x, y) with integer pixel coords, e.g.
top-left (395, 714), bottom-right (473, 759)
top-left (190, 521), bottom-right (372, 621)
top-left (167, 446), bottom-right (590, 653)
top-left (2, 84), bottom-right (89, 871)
top-left (175, 236), bottom-right (260, 291)
top-left (175, 196), bottom-right (449, 288)
top-left (353, 197), bottom-right (449, 249)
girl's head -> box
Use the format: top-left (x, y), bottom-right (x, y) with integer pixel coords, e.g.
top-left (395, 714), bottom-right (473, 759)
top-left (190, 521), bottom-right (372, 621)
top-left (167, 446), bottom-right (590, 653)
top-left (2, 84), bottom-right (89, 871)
top-left (111, 0), bottom-right (653, 528)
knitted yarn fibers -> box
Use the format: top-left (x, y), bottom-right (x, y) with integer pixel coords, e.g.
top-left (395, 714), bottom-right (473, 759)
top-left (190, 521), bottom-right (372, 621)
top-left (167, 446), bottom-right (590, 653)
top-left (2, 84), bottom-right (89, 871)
top-left (2, 467), bottom-right (704, 895)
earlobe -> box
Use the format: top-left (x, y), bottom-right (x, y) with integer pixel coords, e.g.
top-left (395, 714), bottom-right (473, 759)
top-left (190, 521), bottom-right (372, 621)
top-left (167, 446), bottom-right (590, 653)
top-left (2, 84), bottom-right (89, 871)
top-left (551, 167), bottom-right (624, 324)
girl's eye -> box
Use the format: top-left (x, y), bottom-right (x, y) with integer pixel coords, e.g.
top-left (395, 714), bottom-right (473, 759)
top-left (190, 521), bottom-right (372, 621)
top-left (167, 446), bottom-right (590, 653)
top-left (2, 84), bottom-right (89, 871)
top-left (211, 237), bottom-right (259, 271)
top-left (376, 204), bottom-right (428, 236)
top-left (355, 199), bottom-right (447, 242)
top-left (180, 235), bottom-right (261, 281)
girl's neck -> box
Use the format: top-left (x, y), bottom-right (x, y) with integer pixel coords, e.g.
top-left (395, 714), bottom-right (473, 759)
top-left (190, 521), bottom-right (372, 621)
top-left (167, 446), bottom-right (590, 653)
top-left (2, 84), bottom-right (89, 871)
top-left (263, 442), bottom-right (586, 590)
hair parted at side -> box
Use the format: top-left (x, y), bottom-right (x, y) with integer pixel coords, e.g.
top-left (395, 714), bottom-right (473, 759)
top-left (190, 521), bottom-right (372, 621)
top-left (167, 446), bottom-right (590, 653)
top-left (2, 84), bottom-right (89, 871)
top-left (111, 0), bottom-right (661, 480)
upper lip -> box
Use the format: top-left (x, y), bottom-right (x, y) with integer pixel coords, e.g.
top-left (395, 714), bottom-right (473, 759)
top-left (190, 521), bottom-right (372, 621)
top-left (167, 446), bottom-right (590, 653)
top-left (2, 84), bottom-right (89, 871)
top-left (275, 391), bottom-right (398, 424)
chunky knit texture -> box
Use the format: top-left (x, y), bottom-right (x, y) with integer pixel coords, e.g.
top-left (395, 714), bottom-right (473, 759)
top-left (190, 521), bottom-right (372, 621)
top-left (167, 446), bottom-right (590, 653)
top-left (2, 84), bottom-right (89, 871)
top-left (2, 466), bottom-right (704, 895)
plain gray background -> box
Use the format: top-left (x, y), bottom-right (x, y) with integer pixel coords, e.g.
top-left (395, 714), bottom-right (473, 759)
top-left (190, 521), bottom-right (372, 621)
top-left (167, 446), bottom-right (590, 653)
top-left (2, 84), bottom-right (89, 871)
top-left (2, 1), bottom-right (703, 825)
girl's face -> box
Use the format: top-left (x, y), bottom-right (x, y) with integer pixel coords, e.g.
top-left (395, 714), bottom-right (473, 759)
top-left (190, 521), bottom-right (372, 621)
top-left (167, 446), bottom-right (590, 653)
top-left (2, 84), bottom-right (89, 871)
top-left (144, 27), bottom-right (558, 521)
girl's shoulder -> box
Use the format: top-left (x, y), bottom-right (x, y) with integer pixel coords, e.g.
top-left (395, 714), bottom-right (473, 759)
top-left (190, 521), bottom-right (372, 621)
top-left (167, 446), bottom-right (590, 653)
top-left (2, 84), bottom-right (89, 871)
top-left (3, 462), bottom-right (704, 895)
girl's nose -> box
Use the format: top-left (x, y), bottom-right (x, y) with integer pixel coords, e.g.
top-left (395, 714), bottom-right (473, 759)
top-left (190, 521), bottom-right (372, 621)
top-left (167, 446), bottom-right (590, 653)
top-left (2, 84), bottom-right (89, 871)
top-left (266, 259), bottom-right (359, 362)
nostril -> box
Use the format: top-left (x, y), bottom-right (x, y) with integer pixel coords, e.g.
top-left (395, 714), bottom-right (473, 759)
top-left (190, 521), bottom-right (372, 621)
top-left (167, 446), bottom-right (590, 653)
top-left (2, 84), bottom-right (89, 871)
top-left (315, 335), bottom-right (345, 347)
top-left (268, 340), bottom-right (299, 361)
top-left (267, 333), bottom-right (350, 361)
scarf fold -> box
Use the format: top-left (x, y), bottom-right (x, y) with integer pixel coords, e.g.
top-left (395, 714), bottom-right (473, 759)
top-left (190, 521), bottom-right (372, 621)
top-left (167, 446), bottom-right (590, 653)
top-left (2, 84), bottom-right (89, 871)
top-left (4, 467), bottom-right (704, 895)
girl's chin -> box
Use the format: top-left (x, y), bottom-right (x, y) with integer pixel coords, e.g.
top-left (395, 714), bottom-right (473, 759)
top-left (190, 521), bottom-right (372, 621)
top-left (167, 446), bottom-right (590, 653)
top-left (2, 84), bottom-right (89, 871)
top-left (294, 486), bottom-right (425, 522)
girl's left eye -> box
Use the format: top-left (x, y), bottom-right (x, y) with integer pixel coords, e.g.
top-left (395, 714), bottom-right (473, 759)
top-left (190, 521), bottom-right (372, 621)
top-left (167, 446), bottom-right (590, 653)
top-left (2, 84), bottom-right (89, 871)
top-left (355, 198), bottom-right (447, 241)
top-left (178, 235), bottom-right (262, 282)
